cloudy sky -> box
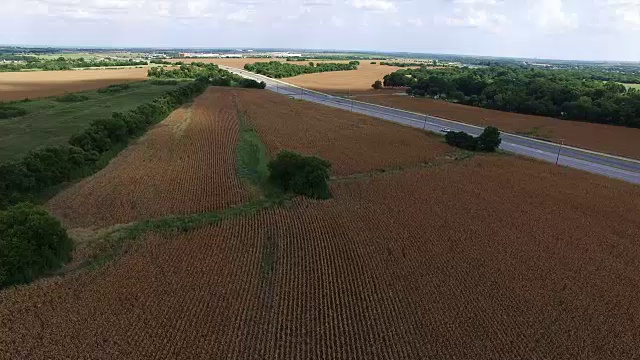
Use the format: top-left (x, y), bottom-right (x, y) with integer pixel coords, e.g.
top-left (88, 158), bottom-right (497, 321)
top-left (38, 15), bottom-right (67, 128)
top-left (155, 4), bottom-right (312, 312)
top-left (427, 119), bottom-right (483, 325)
top-left (1, 0), bottom-right (638, 61)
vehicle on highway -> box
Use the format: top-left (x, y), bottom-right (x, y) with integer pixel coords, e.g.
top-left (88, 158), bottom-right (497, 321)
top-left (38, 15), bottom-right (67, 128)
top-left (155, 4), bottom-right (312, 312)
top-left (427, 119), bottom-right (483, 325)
top-left (440, 127), bottom-right (452, 133)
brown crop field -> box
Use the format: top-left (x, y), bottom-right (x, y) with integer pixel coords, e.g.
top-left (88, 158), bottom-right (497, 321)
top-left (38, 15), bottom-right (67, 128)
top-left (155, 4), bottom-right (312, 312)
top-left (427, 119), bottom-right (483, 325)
top-left (47, 87), bottom-right (250, 229)
top-left (352, 94), bottom-right (640, 160)
top-left (2, 154), bottom-right (639, 358)
top-left (286, 62), bottom-right (412, 95)
top-left (234, 88), bottom-right (455, 176)
top-left (0, 68), bottom-right (149, 101)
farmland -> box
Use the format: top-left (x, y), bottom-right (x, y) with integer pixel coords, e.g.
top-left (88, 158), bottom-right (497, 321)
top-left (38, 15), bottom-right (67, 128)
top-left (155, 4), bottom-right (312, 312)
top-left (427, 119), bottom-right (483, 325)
top-left (0, 68), bottom-right (149, 101)
top-left (47, 87), bottom-right (251, 228)
top-left (2, 153), bottom-right (640, 358)
top-left (350, 94), bottom-right (640, 160)
top-left (170, 58), bottom-right (408, 94)
top-left (2, 80), bottom-right (640, 358)
top-left (0, 80), bottom-right (181, 162)
top-left (236, 89), bottom-right (454, 176)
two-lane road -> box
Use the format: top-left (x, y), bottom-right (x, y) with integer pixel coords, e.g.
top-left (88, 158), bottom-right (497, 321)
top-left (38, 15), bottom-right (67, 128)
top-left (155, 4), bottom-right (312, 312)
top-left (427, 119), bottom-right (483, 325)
top-left (222, 65), bottom-right (640, 184)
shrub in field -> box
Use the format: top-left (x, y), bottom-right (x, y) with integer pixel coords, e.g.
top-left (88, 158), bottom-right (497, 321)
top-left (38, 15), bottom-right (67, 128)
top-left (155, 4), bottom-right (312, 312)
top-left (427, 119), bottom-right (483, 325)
top-left (445, 131), bottom-right (479, 151)
top-left (268, 151), bottom-right (332, 199)
top-left (371, 61), bottom-right (377, 64)
top-left (239, 79), bottom-right (267, 89)
top-left (445, 126), bottom-right (502, 152)
top-left (372, 80), bottom-right (383, 90)
top-left (477, 126), bottom-right (502, 152)
top-left (55, 93), bottom-right (89, 103)
top-left (0, 202), bottom-right (73, 288)
top-left (0, 105), bottom-right (27, 119)
top-left (97, 83), bottom-right (131, 94)
top-left (149, 79), bottom-right (179, 86)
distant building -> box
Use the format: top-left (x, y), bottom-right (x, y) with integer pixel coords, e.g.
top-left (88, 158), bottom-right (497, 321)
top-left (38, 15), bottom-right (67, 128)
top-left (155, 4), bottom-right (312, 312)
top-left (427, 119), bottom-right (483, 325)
top-left (221, 54), bottom-right (243, 58)
top-left (273, 52), bottom-right (302, 58)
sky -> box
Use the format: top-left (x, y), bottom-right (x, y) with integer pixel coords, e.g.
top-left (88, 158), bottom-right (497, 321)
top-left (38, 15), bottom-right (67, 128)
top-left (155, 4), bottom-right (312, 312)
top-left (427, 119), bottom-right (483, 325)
top-left (1, 0), bottom-right (639, 61)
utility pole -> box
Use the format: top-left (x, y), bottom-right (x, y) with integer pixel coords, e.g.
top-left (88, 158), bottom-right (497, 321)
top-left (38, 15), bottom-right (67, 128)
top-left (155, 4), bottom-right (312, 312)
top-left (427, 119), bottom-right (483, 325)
top-left (555, 140), bottom-right (564, 165)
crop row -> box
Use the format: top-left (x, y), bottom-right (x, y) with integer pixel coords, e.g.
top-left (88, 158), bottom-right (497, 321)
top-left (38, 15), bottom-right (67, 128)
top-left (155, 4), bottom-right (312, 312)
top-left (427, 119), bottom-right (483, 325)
top-left (4, 155), bottom-right (640, 358)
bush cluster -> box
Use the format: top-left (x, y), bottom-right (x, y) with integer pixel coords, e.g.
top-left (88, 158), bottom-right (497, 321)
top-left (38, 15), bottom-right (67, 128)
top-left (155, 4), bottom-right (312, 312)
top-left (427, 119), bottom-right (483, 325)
top-left (0, 80), bottom-right (209, 209)
top-left (149, 79), bottom-right (179, 86)
top-left (0, 105), bottom-right (28, 119)
top-left (445, 126), bottom-right (502, 152)
top-left (97, 83), bottom-right (131, 94)
top-left (268, 151), bottom-right (332, 199)
top-left (55, 93), bottom-right (89, 103)
top-left (0, 202), bottom-right (73, 288)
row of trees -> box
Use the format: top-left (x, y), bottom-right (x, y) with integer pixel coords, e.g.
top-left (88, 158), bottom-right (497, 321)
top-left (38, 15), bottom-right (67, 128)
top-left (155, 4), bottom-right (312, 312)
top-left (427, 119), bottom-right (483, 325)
top-left (148, 63), bottom-right (266, 88)
top-left (0, 57), bottom-right (149, 72)
top-left (383, 66), bottom-right (640, 128)
top-left (380, 61), bottom-right (428, 67)
top-left (244, 61), bottom-right (358, 78)
top-left (0, 80), bottom-right (210, 209)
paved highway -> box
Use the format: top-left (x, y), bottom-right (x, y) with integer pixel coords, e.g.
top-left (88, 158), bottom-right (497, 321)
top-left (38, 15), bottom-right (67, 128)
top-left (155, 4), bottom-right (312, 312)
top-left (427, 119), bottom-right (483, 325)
top-left (221, 65), bottom-right (640, 184)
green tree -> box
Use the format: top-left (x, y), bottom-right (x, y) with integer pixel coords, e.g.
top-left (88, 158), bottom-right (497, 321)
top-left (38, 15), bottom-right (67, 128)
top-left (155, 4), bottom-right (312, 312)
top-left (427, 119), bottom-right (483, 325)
top-left (0, 202), bottom-right (73, 287)
top-left (372, 80), bottom-right (383, 90)
top-left (268, 151), bottom-right (332, 199)
top-left (477, 126), bottom-right (502, 152)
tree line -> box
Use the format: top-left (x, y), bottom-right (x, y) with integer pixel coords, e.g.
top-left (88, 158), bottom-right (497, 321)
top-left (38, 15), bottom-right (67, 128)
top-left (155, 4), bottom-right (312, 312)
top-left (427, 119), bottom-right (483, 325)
top-left (148, 63), bottom-right (266, 88)
top-left (244, 61), bottom-right (358, 78)
top-left (0, 57), bottom-right (150, 72)
top-left (383, 66), bottom-right (640, 128)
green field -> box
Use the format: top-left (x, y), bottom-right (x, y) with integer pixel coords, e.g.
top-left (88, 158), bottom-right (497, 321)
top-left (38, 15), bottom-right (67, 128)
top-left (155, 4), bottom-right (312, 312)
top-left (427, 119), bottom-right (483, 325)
top-left (622, 83), bottom-right (640, 89)
top-left (0, 81), bottom-right (182, 162)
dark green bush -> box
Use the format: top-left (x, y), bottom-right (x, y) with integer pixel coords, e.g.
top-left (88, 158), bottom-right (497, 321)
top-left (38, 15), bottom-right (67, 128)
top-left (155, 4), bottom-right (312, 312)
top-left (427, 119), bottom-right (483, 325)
top-left (372, 80), bottom-right (383, 90)
top-left (0, 105), bottom-right (27, 119)
top-left (445, 126), bottom-right (502, 152)
top-left (149, 79), bottom-right (178, 86)
top-left (268, 151), bottom-right (332, 199)
top-left (445, 131), bottom-right (479, 151)
top-left (477, 126), bottom-right (502, 152)
top-left (0, 202), bottom-right (73, 288)
top-left (239, 78), bottom-right (267, 89)
top-left (97, 83), bottom-right (131, 93)
top-left (55, 93), bottom-right (89, 103)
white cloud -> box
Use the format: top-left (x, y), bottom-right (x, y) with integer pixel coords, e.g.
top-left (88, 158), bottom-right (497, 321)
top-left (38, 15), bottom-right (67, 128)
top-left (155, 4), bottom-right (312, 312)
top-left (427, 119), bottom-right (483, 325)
top-left (350, 0), bottom-right (396, 12)
top-left (528, 0), bottom-right (578, 33)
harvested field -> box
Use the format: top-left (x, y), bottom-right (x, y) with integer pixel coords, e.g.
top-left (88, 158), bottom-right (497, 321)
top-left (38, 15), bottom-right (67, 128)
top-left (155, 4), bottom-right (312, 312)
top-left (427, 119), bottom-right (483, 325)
top-left (47, 87), bottom-right (250, 229)
top-left (3, 155), bottom-right (640, 359)
top-left (286, 62), bottom-right (412, 95)
top-left (235, 89), bottom-right (454, 176)
top-left (351, 94), bottom-right (640, 160)
top-left (0, 68), bottom-right (149, 101)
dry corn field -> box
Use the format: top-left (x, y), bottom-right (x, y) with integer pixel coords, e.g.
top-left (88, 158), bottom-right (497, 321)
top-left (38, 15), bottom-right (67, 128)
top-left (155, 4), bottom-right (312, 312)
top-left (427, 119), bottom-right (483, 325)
top-left (2, 155), bottom-right (640, 359)
top-left (47, 87), bottom-right (250, 229)
top-left (0, 68), bottom-right (149, 101)
top-left (236, 89), bottom-right (454, 176)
